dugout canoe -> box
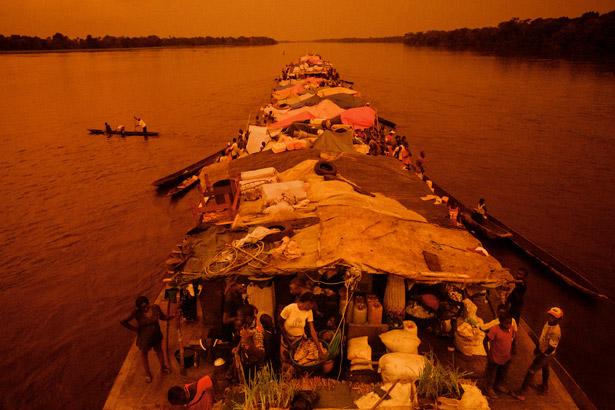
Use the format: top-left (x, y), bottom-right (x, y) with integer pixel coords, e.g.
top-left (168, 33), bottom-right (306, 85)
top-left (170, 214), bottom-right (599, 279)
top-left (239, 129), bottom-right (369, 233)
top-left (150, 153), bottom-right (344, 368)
top-left (166, 175), bottom-right (199, 197)
top-left (428, 178), bottom-right (607, 299)
top-left (88, 128), bottom-right (159, 137)
top-left (152, 148), bottom-right (226, 189)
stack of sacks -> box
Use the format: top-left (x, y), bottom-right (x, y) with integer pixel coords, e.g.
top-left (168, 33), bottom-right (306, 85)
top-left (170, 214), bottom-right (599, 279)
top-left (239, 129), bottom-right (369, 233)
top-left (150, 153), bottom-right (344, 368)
top-left (347, 336), bottom-right (373, 371)
top-left (271, 135), bottom-right (307, 153)
top-left (240, 167), bottom-right (279, 200)
top-left (378, 321), bottom-right (425, 383)
top-left (262, 181), bottom-right (308, 206)
top-left (455, 298), bottom-right (486, 356)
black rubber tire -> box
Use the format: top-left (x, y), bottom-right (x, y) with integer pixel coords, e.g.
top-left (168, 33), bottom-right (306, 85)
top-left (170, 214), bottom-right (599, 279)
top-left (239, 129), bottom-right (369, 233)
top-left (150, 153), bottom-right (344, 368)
top-left (314, 160), bottom-right (337, 176)
top-left (263, 222), bottom-right (294, 242)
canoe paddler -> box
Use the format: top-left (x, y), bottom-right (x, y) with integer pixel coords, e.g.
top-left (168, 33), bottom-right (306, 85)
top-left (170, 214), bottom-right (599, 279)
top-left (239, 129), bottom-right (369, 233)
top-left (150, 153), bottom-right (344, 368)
top-left (134, 116), bottom-right (147, 133)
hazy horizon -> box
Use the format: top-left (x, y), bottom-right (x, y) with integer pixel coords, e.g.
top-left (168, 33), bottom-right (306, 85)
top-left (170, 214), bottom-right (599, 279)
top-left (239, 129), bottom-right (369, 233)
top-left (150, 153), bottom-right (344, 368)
top-left (1, 1), bottom-right (613, 42)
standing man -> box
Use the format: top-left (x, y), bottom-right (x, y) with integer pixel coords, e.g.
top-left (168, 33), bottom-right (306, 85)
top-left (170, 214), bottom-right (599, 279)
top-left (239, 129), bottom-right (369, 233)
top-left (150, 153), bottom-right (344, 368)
top-left (134, 116), bottom-right (147, 133)
top-left (222, 276), bottom-right (249, 341)
top-left (506, 268), bottom-right (528, 325)
top-left (511, 307), bottom-right (563, 400)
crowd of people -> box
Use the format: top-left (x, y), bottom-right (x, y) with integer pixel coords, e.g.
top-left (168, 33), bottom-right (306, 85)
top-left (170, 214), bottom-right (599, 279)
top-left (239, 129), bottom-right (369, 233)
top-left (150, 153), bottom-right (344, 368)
top-left (354, 126), bottom-right (426, 177)
top-left (216, 274), bottom-right (340, 383)
top-left (119, 264), bottom-right (563, 408)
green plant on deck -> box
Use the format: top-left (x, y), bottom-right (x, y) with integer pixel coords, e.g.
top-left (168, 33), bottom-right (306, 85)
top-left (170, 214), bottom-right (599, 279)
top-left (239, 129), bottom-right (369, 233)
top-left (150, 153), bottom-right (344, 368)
top-left (416, 352), bottom-right (468, 400)
top-left (232, 363), bottom-right (296, 410)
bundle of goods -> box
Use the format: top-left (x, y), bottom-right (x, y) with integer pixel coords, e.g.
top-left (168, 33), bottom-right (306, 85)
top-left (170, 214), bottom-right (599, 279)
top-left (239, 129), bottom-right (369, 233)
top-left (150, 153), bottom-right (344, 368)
top-left (347, 336), bottom-right (373, 371)
top-left (379, 321), bottom-right (421, 354)
top-left (378, 353), bottom-right (426, 383)
top-left (383, 274), bottom-right (405, 320)
top-left (291, 339), bottom-right (328, 369)
top-left (240, 167), bottom-right (279, 201)
top-left (454, 298), bottom-right (486, 356)
top-left (405, 300), bottom-right (435, 320)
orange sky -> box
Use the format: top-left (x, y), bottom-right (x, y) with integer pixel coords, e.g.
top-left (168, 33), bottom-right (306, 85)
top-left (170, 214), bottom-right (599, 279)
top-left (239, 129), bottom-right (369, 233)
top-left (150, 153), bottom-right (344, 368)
top-left (1, 0), bottom-right (613, 41)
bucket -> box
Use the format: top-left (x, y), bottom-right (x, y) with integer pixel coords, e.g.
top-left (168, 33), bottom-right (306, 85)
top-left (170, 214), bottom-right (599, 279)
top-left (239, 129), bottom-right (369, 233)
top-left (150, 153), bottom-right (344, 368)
top-left (212, 179), bottom-right (234, 205)
top-left (175, 347), bottom-right (196, 368)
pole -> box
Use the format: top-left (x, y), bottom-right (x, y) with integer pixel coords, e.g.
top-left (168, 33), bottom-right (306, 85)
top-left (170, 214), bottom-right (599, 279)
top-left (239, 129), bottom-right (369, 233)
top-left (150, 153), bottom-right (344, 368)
top-left (165, 292), bottom-right (172, 365)
top-left (369, 380), bottom-right (398, 410)
top-left (177, 308), bottom-right (186, 375)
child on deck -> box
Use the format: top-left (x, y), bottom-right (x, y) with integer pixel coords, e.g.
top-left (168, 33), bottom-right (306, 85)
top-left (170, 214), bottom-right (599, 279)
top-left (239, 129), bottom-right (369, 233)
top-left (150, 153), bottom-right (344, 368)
top-left (483, 311), bottom-right (515, 399)
top-left (259, 313), bottom-right (279, 368)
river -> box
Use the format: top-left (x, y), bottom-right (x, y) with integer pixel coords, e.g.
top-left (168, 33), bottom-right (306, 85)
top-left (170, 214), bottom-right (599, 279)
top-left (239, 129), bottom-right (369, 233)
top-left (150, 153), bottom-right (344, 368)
top-left (1, 43), bottom-right (613, 410)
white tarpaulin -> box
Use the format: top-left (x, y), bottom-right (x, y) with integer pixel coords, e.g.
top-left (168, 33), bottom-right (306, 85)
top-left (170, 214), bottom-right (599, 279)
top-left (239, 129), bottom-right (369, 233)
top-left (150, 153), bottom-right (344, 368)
top-left (247, 126), bottom-right (279, 154)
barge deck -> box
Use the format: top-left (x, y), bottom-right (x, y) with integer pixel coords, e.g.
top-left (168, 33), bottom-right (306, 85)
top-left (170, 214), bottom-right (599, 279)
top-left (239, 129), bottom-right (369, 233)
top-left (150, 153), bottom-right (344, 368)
top-left (105, 54), bottom-right (591, 410)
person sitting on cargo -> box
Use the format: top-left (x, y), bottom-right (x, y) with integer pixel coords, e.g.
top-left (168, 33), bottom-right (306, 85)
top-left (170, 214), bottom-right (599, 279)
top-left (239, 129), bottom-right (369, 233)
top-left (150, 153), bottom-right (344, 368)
top-left (448, 200), bottom-right (463, 227)
top-left (105, 122), bottom-right (112, 133)
top-left (368, 137), bottom-right (380, 156)
top-left (222, 276), bottom-right (249, 341)
top-left (472, 198), bottom-right (487, 224)
top-left (278, 292), bottom-right (326, 376)
top-left (230, 138), bottom-right (239, 159)
top-left (400, 142), bottom-right (412, 170)
top-left (168, 375), bottom-right (215, 410)
top-left (385, 130), bottom-right (396, 155)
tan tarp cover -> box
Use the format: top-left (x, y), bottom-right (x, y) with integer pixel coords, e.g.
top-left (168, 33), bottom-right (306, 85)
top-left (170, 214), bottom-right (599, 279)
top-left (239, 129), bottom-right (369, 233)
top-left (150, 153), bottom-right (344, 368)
top-left (210, 159), bottom-right (509, 286)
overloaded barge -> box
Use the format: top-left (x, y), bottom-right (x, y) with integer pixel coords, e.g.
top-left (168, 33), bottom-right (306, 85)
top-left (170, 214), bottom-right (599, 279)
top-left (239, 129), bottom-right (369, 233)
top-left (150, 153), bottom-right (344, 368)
top-left (104, 55), bottom-right (588, 410)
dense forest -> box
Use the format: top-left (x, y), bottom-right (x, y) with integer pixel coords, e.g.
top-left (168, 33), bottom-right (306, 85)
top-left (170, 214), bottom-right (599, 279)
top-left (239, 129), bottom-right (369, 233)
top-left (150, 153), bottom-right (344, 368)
top-left (0, 33), bottom-right (277, 51)
top-left (403, 11), bottom-right (615, 58)
top-left (313, 36), bottom-right (403, 43)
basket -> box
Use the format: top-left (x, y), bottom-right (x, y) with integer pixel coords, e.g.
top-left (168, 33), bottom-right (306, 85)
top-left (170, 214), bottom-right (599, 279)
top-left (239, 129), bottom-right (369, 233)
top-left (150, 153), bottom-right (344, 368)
top-left (290, 339), bottom-right (329, 371)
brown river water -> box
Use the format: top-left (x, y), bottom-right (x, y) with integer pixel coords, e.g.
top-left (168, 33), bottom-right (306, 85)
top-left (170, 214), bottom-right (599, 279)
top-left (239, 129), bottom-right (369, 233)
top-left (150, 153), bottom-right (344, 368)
top-left (1, 43), bottom-right (614, 409)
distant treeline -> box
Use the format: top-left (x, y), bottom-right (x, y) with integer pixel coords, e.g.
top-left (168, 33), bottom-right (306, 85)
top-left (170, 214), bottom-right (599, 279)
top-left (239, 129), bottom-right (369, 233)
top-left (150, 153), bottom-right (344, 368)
top-left (403, 11), bottom-right (615, 58)
top-left (0, 33), bottom-right (277, 51)
top-left (313, 36), bottom-right (403, 43)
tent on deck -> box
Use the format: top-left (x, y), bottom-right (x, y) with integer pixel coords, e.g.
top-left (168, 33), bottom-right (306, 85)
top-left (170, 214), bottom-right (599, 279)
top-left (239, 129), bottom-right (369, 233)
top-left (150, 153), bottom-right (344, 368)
top-left (312, 129), bottom-right (356, 153)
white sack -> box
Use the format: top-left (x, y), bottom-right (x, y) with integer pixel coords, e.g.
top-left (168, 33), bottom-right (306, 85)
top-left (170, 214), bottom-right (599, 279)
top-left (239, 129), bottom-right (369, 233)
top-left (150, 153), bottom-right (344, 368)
top-left (378, 353), bottom-right (425, 383)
